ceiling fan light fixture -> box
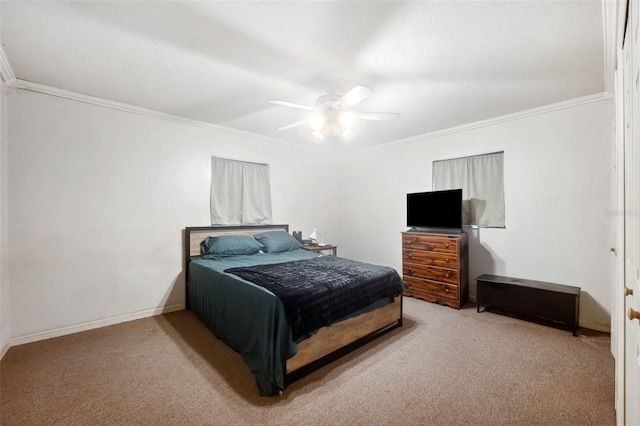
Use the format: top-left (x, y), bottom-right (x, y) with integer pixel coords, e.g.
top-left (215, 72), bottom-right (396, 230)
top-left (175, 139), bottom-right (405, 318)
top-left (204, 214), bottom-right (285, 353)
top-left (339, 110), bottom-right (356, 128)
top-left (312, 130), bottom-right (325, 140)
top-left (309, 112), bottom-right (325, 131)
top-left (308, 109), bottom-right (355, 140)
top-left (271, 85), bottom-right (399, 142)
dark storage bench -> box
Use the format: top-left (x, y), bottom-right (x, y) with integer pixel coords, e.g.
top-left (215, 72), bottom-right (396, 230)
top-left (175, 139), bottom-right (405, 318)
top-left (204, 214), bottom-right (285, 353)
top-left (476, 274), bottom-right (580, 336)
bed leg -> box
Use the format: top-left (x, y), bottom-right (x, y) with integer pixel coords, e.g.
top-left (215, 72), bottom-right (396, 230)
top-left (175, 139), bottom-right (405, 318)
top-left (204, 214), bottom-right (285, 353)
top-left (185, 283), bottom-right (191, 310)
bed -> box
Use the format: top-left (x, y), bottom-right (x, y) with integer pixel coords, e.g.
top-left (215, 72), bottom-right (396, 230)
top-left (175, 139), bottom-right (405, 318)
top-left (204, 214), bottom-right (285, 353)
top-left (185, 225), bottom-right (404, 396)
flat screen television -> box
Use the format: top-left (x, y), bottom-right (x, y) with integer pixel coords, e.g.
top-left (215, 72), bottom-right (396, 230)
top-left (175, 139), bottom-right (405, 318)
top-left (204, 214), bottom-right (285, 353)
top-left (407, 189), bottom-right (463, 230)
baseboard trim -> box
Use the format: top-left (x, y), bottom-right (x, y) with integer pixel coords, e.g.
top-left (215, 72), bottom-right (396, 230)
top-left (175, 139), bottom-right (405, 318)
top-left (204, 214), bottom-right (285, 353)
top-left (578, 320), bottom-right (611, 333)
top-left (469, 296), bottom-right (611, 333)
top-left (0, 338), bottom-right (10, 360)
top-left (8, 303), bottom-right (185, 348)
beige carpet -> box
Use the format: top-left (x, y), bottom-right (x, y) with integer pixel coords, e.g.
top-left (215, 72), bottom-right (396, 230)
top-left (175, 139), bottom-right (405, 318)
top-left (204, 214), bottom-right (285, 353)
top-left (1, 298), bottom-right (615, 425)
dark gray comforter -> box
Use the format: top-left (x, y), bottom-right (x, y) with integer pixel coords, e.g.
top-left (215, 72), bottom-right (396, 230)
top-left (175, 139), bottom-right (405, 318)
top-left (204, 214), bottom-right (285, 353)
top-left (225, 255), bottom-right (404, 341)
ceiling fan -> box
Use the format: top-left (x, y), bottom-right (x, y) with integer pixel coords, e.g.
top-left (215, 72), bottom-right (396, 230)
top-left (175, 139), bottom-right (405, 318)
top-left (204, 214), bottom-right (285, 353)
top-left (270, 85), bottom-right (399, 139)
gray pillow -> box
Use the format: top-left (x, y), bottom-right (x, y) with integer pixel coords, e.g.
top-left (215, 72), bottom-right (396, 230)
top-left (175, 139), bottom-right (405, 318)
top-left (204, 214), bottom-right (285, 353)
top-left (254, 230), bottom-right (303, 253)
top-left (200, 235), bottom-right (264, 256)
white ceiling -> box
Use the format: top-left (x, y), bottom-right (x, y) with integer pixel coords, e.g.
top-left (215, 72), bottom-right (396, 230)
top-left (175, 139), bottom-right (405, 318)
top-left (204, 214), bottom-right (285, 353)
top-left (1, 1), bottom-right (605, 153)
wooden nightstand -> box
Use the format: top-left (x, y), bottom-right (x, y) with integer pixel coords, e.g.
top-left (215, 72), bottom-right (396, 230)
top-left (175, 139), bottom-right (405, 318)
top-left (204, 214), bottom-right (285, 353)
top-left (303, 245), bottom-right (338, 256)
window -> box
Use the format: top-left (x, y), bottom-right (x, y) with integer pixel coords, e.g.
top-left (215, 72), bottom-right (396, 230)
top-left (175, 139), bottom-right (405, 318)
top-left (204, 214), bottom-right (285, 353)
top-left (210, 156), bottom-right (272, 225)
top-left (433, 151), bottom-right (505, 228)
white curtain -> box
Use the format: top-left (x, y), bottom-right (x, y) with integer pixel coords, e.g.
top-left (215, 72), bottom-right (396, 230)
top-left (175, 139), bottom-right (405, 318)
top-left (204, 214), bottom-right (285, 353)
top-left (210, 156), bottom-right (273, 225)
top-left (433, 151), bottom-right (505, 228)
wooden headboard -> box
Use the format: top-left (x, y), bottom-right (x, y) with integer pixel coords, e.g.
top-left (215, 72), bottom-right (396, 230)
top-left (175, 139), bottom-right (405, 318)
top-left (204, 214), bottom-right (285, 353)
top-left (184, 225), bottom-right (289, 309)
top-left (185, 224), bottom-right (289, 261)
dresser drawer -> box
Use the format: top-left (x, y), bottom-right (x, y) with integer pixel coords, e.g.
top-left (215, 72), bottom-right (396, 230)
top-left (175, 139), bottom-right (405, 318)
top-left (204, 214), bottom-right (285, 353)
top-left (404, 277), bottom-right (458, 301)
top-left (403, 263), bottom-right (459, 284)
top-left (402, 263), bottom-right (459, 284)
top-left (403, 249), bottom-right (459, 269)
top-left (402, 234), bottom-right (457, 253)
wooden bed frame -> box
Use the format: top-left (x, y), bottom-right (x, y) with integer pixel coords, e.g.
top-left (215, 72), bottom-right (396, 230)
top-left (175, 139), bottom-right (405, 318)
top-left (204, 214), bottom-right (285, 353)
top-left (184, 224), bottom-right (403, 387)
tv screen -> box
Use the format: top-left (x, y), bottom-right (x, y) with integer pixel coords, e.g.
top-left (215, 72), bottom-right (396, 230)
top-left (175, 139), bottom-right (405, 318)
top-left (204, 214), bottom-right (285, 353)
top-left (407, 189), bottom-right (463, 229)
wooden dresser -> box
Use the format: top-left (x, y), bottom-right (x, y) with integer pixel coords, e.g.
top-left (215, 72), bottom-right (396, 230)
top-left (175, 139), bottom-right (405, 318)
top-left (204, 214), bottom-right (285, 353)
top-left (401, 230), bottom-right (469, 309)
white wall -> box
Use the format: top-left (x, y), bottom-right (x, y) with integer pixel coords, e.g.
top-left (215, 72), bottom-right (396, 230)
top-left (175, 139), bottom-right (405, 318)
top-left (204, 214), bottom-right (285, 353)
top-left (338, 97), bottom-right (613, 331)
top-left (4, 88), bottom-right (614, 345)
top-left (7, 89), bottom-right (341, 342)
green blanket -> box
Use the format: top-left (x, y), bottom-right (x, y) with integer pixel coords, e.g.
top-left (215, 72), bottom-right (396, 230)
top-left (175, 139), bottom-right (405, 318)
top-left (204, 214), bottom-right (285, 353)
top-left (188, 249), bottom-right (401, 395)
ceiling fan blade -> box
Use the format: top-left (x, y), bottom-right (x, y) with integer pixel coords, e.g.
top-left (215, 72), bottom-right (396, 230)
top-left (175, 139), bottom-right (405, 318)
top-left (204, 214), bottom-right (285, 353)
top-left (276, 120), bottom-right (306, 131)
top-left (358, 111), bottom-right (400, 121)
top-left (270, 100), bottom-right (316, 111)
top-left (333, 85), bottom-right (373, 109)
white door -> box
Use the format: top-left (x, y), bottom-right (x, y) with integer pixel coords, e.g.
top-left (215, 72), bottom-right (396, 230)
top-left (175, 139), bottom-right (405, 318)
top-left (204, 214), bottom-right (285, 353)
top-left (623, 4), bottom-right (640, 422)
top-left (613, 65), bottom-right (625, 421)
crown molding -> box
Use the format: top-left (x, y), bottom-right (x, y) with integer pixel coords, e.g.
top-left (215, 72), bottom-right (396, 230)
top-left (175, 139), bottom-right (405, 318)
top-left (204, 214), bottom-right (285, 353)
top-left (15, 80), bottom-right (339, 157)
top-left (15, 80), bottom-right (611, 158)
top-left (349, 92), bottom-right (612, 156)
top-left (0, 46), bottom-right (15, 84)
top-left (602, 0), bottom-right (621, 95)
top-left (15, 80), bottom-right (262, 136)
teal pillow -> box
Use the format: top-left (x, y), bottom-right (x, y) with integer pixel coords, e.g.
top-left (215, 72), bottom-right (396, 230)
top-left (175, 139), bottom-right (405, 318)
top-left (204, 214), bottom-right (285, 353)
top-left (254, 231), bottom-right (303, 253)
top-left (200, 235), bottom-right (264, 256)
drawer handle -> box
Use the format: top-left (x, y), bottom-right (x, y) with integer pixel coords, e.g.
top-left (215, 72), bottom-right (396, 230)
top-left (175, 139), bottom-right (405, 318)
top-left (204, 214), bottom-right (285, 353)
top-left (625, 287), bottom-right (633, 297)
top-left (630, 308), bottom-right (640, 321)
top-left (444, 287), bottom-right (449, 293)
top-left (445, 243), bottom-right (449, 248)
top-left (407, 268), bottom-right (414, 276)
top-left (445, 258), bottom-right (450, 263)
top-left (445, 272), bottom-right (451, 278)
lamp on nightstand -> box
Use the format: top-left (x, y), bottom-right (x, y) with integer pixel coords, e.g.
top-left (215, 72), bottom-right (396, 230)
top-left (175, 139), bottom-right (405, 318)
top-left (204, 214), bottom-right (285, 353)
top-left (308, 228), bottom-right (322, 246)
